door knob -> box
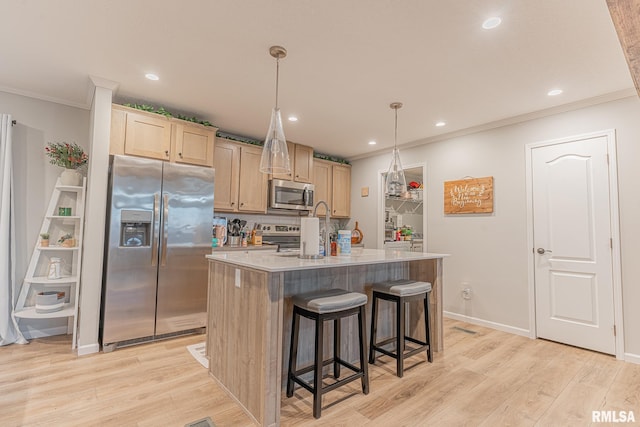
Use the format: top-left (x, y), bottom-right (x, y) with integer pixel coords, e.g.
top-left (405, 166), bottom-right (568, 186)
top-left (536, 248), bottom-right (552, 255)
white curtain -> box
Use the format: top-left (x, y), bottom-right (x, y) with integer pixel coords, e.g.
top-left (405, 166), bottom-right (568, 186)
top-left (0, 114), bottom-right (26, 346)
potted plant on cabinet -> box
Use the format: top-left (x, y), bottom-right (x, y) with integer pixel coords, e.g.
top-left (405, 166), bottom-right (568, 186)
top-left (45, 142), bottom-right (88, 186)
top-left (40, 232), bottom-right (50, 247)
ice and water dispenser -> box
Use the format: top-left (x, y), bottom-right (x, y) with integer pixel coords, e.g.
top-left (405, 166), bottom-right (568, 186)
top-left (120, 210), bottom-right (152, 247)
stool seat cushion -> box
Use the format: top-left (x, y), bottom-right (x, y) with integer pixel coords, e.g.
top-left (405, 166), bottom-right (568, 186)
top-left (372, 279), bottom-right (432, 297)
top-left (293, 289), bottom-right (367, 314)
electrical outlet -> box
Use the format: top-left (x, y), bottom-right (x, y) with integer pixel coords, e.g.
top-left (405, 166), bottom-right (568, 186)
top-left (462, 288), bottom-right (472, 300)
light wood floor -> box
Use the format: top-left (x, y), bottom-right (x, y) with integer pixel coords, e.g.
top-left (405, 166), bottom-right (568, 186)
top-left (1, 318), bottom-right (638, 426)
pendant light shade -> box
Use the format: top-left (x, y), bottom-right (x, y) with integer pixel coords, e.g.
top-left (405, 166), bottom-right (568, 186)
top-left (260, 46), bottom-right (291, 174)
top-left (385, 102), bottom-right (407, 196)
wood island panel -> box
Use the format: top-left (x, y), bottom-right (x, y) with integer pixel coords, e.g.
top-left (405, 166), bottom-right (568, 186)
top-left (206, 252), bottom-right (446, 426)
top-left (207, 262), bottom-right (283, 426)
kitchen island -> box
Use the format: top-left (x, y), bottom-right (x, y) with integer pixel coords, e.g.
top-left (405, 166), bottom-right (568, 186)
top-left (205, 249), bottom-right (448, 426)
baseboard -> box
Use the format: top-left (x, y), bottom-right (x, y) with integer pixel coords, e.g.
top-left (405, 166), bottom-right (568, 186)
top-left (77, 342), bottom-right (100, 356)
top-left (624, 352), bottom-right (640, 365)
top-left (444, 311), bottom-right (531, 338)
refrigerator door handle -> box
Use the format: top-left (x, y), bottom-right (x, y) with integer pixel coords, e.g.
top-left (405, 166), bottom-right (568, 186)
top-left (161, 193), bottom-right (169, 266)
top-left (151, 193), bottom-right (159, 266)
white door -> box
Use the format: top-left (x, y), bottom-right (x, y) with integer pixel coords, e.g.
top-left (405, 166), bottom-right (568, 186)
top-left (532, 135), bottom-right (615, 354)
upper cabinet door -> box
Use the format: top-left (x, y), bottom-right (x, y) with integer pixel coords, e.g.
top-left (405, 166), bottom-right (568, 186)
top-left (271, 141), bottom-right (295, 181)
top-left (271, 142), bottom-right (314, 182)
top-left (124, 111), bottom-right (172, 160)
top-left (238, 145), bottom-right (268, 213)
top-left (331, 164), bottom-right (351, 218)
top-left (293, 144), bottom-right (313, 183)
top-left (312, 159), bottom-right (332, 216)
top-left (172, 124), bottom-right (215, 167)
top-left (213, 139), bottom-right (240, 212)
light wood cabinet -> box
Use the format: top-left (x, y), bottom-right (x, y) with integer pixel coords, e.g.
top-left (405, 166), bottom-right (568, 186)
top-left (271, 142), bottom-right (314, 183)
top-left (110, 104), bottom-right (217, 167)
top-left (214, 138), bottom-right (268, 213)
top-left (171, 123), bottom-right (215, 167)
top-left (238, 144), bottom-right (268, 212)
top-left (270, 141), bottom-right (294, 181)
top-left (312, 159), bottom-right (332, 217)
top-left (312, 160), bottom-right (351, 218)
top-left (124, 110), bottom-right (172, 160)
top-left (213, 139), bottom-right (239, 211)
top-left (331, 164), bottom-right (351, 218)
top-left (293, 143), bottom-right (313, 183)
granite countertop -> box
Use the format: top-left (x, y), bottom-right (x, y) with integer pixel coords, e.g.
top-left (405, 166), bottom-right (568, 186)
top-left (206, 248), bottom-right (449, 272)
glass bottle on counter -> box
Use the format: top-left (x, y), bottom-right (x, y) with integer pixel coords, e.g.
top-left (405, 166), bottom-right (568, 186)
top-left (319, 233), bottom-right (325, 256)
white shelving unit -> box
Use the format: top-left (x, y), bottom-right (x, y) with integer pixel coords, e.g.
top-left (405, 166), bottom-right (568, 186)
top-left (385, 196), bottom-right (423, 215)
top-left (13, 177), bottom-right (86, 349)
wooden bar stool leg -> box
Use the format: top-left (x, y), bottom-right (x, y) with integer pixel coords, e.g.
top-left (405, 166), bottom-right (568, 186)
top-left (286, 308), bottom-right (300, 397)
top-left (424, 293), bottom-right (432, 362)
top-left (334, 318), bottom-right (341, 378)
top-left (358, 305), bottom-right (370, 394)
top-left (313, 315), bottom-right (324, 419)
top-left (368, 292), bottom-right (378, 364)
top-left (397, 297), bottom-right (405, 378)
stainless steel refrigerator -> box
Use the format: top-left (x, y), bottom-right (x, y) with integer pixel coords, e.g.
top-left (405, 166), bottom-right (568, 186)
top-left (101, 155), bottom-right (214, 350)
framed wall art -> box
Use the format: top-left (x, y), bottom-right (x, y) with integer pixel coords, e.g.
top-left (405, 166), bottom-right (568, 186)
top-left (444, 176), bottom-right (493, 214)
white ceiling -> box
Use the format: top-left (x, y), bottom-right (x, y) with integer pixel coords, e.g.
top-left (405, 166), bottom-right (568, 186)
top-left (0, 0), bottom-right (634, 160)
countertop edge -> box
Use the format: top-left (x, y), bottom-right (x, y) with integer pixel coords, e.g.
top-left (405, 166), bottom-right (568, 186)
top-left (206, 250), bottom-right (450, 272)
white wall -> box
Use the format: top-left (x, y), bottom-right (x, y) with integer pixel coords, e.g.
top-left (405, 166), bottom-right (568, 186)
top-left (351, 95), bottom-right (640, 359)
top-left (1, 90), bottom-right (90, 337)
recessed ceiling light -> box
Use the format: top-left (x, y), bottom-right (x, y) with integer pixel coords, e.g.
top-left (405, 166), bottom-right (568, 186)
top-left (482, 17), bottom-right (502, 29)
top-left (547, 89), bottom-right (563, 96)
top-left (288, 116), bottom-right (298, 122)
top-left (435, 121), bottom-right (446, 127)
top-left (145, 73), bottom-right (159, 81)
top-left (368, 140), bottom-right (377, 145)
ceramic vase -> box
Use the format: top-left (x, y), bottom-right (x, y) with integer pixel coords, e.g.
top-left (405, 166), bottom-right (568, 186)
top-left (60, 169), bottom-right (82, 186)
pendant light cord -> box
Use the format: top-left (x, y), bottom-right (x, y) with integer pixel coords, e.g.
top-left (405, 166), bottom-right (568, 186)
top-left (394, 107), bottom-right (398, 150)
top-left (275, 57), bottom-right (280, 110)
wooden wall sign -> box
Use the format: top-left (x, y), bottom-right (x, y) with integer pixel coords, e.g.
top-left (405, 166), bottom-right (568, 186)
top-left (444, 176), bottom-right (493, 214)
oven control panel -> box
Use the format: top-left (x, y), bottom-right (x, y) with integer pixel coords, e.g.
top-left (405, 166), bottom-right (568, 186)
top-left (260, 223), bottom-right (300, 236)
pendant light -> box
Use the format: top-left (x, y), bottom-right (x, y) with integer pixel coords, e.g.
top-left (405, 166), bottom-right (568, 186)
top-left (385, 102), bottom-right (407, 196)
top-left (260, 46), bottom-right (291, 174)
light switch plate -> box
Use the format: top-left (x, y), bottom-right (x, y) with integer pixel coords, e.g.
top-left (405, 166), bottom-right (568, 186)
top-left (361, 187), bottom-right (369, 197)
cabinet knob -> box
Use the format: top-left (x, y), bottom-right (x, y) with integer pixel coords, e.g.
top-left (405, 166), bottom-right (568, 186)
top-left (240, 202), bottom-right (244, 207)
top-left (178, 152), bottom-right (183, 158)
top-left (231, 202), bottom-right (235, 206)
top-left (164, 150), bottom-right (169, 157)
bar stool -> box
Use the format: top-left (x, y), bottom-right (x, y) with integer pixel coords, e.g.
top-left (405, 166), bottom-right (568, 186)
top-left (286, 288), bottom-right (369, 419)
top-left (369, 279), bottom-right (432, 377)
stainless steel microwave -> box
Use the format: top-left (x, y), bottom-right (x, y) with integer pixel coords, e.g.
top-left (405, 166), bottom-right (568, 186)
top-left (269, 179), bottom-right (314, 210)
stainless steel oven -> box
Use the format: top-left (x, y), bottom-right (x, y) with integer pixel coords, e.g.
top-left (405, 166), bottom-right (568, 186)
top-left (260, 223), bottom-right (301, 251)
top-left (269, 179), bottom-right (314, 211)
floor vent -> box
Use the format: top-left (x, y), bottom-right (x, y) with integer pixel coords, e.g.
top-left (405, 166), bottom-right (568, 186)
top-left (452, 326), bottom-right (477, 334)
top-left (185, 416), bottom-right (215, 427)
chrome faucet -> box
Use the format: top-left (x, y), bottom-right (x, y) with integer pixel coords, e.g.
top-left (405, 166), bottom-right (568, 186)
top-left (313, 201), bottom-right (331, 256)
